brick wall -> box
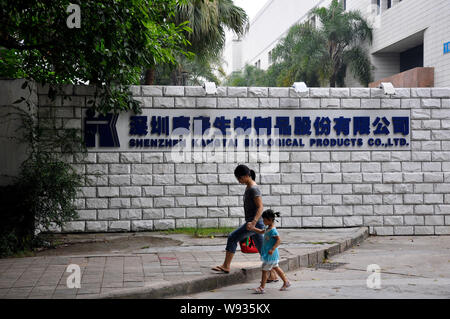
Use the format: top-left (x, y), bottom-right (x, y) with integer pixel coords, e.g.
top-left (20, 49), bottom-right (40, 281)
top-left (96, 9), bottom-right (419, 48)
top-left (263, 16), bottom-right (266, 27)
top-left (34, 84), bottom-right (450, 235)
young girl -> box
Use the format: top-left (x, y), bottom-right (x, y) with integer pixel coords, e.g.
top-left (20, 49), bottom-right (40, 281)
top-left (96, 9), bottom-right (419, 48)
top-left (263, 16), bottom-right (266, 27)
top-left (250, 209), bottom-right (291, 294)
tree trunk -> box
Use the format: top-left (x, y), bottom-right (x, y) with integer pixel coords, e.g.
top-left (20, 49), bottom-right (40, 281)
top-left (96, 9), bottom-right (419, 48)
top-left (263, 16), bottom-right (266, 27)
top-left (329, 75), bottom-right (336, 88)
top-left (145, 68), bottom-right (155, 85)
top-left (170, 69), bottom-right (178, 86)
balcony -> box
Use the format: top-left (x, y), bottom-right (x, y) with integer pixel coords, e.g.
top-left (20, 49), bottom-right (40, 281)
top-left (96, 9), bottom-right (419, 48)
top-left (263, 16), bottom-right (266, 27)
top-left (369, 67), bottom-right (434, 88)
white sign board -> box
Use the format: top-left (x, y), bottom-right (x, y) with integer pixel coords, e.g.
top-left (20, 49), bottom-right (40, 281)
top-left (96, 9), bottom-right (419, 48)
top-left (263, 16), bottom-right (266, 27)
top-left (83, 108), bottom-right (411, 152)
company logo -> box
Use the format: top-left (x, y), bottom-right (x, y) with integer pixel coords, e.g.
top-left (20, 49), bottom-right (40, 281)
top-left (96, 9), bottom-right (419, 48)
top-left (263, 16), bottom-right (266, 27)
top-left (84, 109), bottom-right (120, 148)
top-left (444, 42), bottom-right (450, 55)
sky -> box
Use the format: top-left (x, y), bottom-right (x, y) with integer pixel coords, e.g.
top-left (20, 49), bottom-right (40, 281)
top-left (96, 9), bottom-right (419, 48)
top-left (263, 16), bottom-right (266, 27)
top-left (225, 0), bottom-right (268, 41)
top-left (233, 0), bottom-right (268, 22)
top-left (223, 0), bottom-right (268, 74)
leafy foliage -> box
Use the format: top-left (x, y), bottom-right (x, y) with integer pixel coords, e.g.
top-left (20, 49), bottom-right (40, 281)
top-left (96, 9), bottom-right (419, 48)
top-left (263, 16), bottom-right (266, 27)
top-left (175, 0), bottom-right (248, 57)
top-left (153, 0), bottom-right (248, 85)
top-left (0, 0), bottom-right (192, 113)
top-left (15, 100), bottom-right (86, 230)
top-left (308, 0), bottom-right (374, 87)
top-left (226, 0), bottom-right (374, 88)
top-left (0, 91), bottom-right (87, 256)
top-left (226, 64), bottom-right (274, 87)
top-left (270, 23), bottom-right (326, 87)
top-left (17, 156), bottom-right (83, 231)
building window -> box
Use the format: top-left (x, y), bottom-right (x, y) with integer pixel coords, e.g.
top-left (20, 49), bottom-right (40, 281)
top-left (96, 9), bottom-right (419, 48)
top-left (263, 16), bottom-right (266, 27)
top-left (371, 0), bottom-right (381, 15)
top-left (387, 0), bottom-right (392, 9)
top-left (268, 51), bottom-right (272, 65)
top-left (340, 0), bottom-right (346, 10)
top-left (255, 60), bottom-right (261, 69)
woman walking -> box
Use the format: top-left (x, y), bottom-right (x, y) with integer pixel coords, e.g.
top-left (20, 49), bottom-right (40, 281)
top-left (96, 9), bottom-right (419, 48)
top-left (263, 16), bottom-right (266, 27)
top-left (212, 165), bottom-right (278, 282)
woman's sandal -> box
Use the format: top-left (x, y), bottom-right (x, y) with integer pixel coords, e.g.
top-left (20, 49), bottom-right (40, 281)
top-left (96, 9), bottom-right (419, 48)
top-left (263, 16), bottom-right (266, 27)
top-left (211, 265), bottom-right (230, 274)
top-left (253, 286), bottom-right (265, 294)
top-left (279, 282), bottom-right (291, 291)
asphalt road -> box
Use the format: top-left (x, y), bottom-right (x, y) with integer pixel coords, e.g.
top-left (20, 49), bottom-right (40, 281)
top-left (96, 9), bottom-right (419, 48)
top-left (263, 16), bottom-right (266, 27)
top-left (177, 236), bottom-right (450, 299)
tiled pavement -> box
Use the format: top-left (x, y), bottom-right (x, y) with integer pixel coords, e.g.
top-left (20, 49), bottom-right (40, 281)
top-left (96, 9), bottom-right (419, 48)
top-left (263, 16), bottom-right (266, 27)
top-left (0, 228), bottom-right (368, 299)
top-left (0, 251), bottom-right (260, 299)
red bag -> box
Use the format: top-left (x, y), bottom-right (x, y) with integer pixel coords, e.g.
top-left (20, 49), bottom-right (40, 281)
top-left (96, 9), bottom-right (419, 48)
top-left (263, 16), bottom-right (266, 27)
top-left (239, 236), bottom-right (259, 254)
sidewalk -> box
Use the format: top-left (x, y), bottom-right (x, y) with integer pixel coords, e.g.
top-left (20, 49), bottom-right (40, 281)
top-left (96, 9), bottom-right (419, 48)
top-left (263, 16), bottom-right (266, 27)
top-left (180, 235), bottom-right (450, 299)
top-left (0, 227), bottom-right (368, 299)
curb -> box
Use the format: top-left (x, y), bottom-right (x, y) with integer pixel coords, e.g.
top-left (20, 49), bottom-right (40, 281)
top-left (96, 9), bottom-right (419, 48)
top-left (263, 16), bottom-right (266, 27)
top-left (87, 227), bottom-right (369, 299)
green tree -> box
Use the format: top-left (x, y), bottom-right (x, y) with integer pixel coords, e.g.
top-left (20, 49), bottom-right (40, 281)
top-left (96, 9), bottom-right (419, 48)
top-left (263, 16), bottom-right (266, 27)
top-left (271, 0), bottom-right (373, 87)
top-left (0, 0), bottom-right (192, 113)
top-left (150, 0), bottom-right (248, 85)
top-left (225, 64), bottom-right (271, 87)
top-left (0, 0), bottom-right (192, 254)
top-left (153, 52), bottom-right (226, 85)
top-left (176, 0), bottom-right (248, 57)
top-left (270, 23), bottom-right (323, 87)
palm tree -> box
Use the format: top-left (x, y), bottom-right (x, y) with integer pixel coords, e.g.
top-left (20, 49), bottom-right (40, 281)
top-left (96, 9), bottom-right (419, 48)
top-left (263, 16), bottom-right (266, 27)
top-left (270, 23), bottom-right (324, 87)
top-left (146, 0), bottom-right (248, 85)
top-left (176, 0), bottom-right (248, 57)
top-left (271, 0), bottom-right (373, 87)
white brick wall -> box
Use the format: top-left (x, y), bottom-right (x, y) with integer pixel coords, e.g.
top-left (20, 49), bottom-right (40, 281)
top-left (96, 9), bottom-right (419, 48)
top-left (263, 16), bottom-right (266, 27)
top-left (30, 85), bottom-right (450, 235)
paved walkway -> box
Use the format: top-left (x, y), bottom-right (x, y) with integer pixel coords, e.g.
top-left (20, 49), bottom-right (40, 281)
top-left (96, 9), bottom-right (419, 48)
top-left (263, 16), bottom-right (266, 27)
top-left (0, 227), bottom-right (367, 299)
top-left (180, 236), bottom-right (450, 299)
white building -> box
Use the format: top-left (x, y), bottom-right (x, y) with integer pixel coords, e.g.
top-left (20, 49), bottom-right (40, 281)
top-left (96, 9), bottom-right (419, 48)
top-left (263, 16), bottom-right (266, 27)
top-left (224, 0), bottom-right (450, 87)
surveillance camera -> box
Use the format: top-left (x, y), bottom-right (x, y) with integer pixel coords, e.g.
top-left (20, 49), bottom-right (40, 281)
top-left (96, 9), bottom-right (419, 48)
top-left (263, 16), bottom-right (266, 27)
top-left (292, 82), bottom-right (308, 93)
top-left (379, 82), bottom-right (396, 95)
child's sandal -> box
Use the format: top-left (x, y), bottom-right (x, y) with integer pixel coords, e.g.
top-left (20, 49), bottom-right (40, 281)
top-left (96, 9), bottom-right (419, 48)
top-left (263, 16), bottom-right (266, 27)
top-left (253, 287), bottom-right (265, 294)
top-left (280, 282), bottom-right (291, 291)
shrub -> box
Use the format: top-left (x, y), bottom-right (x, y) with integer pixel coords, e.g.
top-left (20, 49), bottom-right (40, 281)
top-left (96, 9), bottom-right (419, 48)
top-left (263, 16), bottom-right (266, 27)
top-left (0, 101), bottom-right (86, 257)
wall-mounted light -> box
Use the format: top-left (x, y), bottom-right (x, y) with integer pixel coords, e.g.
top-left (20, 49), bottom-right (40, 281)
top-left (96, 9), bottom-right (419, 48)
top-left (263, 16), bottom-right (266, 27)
top-left (292, 82), bottom-right (308, 93)
top-left (380, 82), bottom-right (396, 95)
top-left (203, 82), bottom-right (217, 95)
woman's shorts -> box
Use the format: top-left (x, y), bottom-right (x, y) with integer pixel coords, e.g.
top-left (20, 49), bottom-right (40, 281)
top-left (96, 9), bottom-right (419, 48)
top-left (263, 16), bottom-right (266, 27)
top-left (262, 262), bottom-right (279, 271)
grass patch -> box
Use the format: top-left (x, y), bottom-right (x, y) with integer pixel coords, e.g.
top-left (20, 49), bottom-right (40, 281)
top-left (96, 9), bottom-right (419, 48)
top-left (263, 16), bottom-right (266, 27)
top-left (9, 249), bottom-right (36, 258)
top-left (160, 227), bottom-right (234, 238)
top-left (309, 241), bottom-right (338, 245)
